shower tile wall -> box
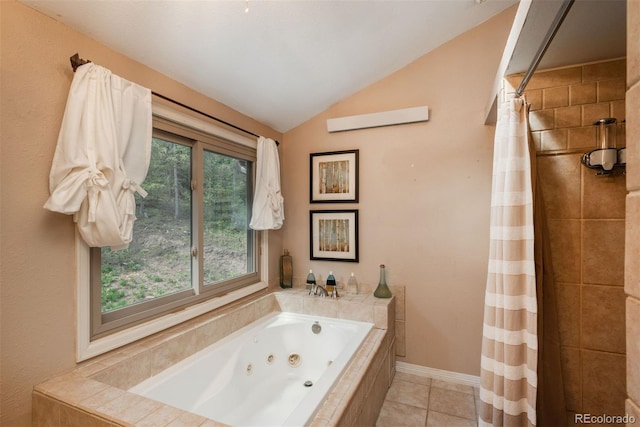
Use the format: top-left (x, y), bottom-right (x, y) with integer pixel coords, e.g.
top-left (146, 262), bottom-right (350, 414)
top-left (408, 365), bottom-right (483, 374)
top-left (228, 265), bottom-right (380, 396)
top-left (625, 0), bottom-right (640, 422)
top-left (508, 58), bottom-right (627, 422)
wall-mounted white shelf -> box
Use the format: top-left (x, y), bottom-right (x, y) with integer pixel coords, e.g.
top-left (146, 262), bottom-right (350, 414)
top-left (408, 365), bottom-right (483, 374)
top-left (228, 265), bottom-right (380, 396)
top-left (327, 106), bottom-right (429, 133)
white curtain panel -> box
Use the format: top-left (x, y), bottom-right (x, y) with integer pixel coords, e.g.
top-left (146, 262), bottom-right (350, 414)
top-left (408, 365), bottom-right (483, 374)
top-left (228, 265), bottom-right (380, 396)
top-left (479, 96), bottom-right (538, 427)
top-left (249, 136), bottom-right (284, 230)
top-left (44, 63), bottom-right (152, 249)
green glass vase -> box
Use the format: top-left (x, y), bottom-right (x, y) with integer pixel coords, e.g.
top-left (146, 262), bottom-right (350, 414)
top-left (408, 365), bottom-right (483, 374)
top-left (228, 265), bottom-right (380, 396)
top-left (373, 264), bottom-right (392, 298)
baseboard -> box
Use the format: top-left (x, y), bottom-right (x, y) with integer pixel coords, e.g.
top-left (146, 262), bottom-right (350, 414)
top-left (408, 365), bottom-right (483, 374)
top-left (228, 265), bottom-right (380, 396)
top-left (395, 361), bottom-right (481, 388)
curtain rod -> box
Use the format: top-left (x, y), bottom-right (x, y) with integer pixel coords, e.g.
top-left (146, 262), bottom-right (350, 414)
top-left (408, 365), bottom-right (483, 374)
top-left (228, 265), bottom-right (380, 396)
top-left (515, 0), bottom-right (575, 96)
top-left (69, 53), bottom-right (279, 146)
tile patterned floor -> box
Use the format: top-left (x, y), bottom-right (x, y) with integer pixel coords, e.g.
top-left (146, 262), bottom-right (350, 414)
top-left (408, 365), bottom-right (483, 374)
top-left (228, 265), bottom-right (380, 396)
top-left (376, 372), bottom-right (480, 427)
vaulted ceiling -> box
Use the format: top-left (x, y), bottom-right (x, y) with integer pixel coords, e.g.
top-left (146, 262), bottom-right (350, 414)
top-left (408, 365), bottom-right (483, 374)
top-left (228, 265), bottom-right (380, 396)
top-left (21, 0), bottom-right (518, 132)
top-left (21, 0), bottom-right (626, 133)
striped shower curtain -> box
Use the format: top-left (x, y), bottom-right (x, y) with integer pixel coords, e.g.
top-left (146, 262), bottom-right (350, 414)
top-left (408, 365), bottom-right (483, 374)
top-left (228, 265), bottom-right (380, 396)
top-left (479, 96), bottom-right (537, 427)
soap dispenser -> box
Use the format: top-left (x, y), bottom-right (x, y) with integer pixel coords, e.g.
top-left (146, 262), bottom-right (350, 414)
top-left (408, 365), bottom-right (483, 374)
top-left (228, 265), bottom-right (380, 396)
top-left (581, 118), bottom-right (618, 174)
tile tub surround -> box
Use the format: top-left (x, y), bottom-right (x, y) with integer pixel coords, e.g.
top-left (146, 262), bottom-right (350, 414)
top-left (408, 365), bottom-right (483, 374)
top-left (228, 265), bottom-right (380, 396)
top-left (288, 276), bottom-right (407, 358)
top-left (32, 291), bottom-right (396, 427)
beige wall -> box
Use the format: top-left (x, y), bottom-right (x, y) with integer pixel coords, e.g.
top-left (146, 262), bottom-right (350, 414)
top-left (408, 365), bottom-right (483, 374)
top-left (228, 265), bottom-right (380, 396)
top-left (9, 0), bottom-right (634, 424)
top-left (509, 59), bottom-right (628, 420)
top-left (0, 2), bottom-right (282, 425)
top-left (280, 7), bottom-right (517, 375)
top-left (625, 0), bottom-right (640, 422)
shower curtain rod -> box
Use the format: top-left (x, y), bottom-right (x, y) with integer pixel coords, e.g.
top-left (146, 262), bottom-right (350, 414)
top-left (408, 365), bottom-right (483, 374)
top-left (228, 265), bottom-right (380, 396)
top-left (515, 0), bottom-right (575, 96)
top-left (69, 53), bottom-right (279, 146)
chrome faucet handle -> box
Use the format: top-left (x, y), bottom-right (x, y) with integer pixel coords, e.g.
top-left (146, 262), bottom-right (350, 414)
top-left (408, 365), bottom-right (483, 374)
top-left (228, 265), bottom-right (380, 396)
top-left (315, 284), bottom-right (328, 297)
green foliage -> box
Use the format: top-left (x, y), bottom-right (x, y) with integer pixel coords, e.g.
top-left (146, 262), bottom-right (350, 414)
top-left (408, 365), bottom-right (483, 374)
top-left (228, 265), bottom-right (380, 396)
top-left (102, 287), bottom-right (126, 311)
top-left (99, 136), bottom-right (252, 313)
top-left (203, 151), bottom-right (249, 231)
top-left (133, 286), bottom-right (147, 301)
top-left (102, 265), bottom-right (117, 285)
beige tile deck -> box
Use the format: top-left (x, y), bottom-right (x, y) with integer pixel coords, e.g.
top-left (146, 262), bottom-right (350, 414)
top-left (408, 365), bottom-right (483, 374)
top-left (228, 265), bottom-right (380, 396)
top-left (376, 373), bottom-right (478, 427)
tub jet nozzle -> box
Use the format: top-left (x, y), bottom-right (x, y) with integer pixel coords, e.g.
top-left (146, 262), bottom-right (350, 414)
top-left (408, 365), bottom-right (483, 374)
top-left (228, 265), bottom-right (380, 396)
top-left (288, 353), bottom-right (301, 367)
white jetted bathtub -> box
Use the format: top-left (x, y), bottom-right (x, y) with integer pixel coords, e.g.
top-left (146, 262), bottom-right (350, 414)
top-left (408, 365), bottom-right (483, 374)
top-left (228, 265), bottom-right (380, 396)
top-left (129, 311), bottom-right (373, 426)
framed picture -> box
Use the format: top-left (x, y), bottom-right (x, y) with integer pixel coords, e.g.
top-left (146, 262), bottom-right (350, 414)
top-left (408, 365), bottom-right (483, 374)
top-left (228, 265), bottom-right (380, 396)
top-left (310, 210), bottom-right (359, 262)
top-left (310, 150), bottom-right (359, 203)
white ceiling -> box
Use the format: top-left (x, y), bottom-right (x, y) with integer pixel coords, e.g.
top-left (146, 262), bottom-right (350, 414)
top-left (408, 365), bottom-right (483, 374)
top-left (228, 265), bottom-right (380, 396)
top-left (21, 0), bottom-right (519, 133)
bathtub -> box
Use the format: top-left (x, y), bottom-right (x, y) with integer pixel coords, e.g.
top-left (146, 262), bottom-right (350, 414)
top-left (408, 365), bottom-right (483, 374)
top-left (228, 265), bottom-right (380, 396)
top-left (33, 291), bottom-right (396, 426)
top-left (129, 311), bottom-right (373, 426)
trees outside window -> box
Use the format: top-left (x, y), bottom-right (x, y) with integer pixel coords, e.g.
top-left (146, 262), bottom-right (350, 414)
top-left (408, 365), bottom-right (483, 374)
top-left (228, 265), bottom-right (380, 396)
top-left (91, 122), bottom-right (258, 338)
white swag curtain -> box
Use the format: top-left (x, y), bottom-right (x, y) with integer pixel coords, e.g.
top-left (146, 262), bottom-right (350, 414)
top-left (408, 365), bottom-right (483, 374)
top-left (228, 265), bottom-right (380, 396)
top-left (479, 96), bottom-right (538, 427)
top-left (44, 63), bottom-right (152, 249)
top-left (249, 136), bottom-right (284, 230)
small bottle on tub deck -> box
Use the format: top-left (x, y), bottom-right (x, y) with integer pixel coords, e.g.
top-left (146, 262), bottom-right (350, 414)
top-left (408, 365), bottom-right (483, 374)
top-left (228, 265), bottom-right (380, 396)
top-left (306, 270), bottom-right (316, 293)
top-left (279, 249), bottom-right (293, 288)
top-left (326, 271), bottom-right (337, 296)
top-left (373, 264), bottom-right (392, 298)
top-left (346, 272), bottom-right (358, 295)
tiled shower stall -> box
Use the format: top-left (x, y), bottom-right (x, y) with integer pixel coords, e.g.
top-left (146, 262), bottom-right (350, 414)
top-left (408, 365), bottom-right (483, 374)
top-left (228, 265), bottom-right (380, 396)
top-left (508, 58), bottom-right (628, 421)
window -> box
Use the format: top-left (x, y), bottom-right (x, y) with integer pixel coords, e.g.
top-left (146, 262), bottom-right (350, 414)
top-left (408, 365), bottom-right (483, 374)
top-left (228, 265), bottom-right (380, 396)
top-left (89, 114), bottom-right (260, 340)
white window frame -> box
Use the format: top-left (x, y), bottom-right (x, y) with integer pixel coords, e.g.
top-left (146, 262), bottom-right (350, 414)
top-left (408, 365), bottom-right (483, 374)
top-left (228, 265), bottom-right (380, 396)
top-left (76, 104), bottom-right (269, 362)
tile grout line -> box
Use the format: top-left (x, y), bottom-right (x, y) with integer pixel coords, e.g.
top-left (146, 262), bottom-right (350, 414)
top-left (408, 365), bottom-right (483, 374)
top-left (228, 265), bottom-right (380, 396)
top-left (379, 376), bottom-right (479, 426)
